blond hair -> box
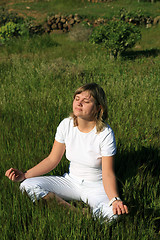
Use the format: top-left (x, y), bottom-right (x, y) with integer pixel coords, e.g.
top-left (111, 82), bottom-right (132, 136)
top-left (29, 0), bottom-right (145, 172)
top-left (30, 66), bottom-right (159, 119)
top-left (70, 83), bottom-right (108, 133)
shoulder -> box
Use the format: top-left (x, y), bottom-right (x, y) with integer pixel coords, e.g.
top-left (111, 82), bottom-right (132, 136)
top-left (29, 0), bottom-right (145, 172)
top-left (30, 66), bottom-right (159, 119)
top-left (99, 124), bottom-right (116, 155)
top-left (99, 123), bottom-right (115, 137)
top-left (55, 117), bottom-right (74, 143)
top-left (99, 123), bottom-right (116, 145)
top-left (57, 117), bottom-right (73, 129)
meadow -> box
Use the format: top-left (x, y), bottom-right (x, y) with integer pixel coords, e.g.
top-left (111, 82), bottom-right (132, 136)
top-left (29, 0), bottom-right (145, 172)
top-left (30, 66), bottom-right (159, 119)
top-left (0, 0), bottom-right (160, 239)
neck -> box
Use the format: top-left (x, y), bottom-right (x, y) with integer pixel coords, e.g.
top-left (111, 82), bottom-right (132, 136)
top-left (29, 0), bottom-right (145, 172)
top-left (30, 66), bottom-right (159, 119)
top-left (77, 117), bottom-right (96, 133)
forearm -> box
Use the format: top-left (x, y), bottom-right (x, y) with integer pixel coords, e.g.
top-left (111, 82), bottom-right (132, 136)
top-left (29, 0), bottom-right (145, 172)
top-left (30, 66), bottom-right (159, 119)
top-left (5, 141), bottom-right (65, 182)
top-left (102, 156), bottom-right (128, 215)
top-left (24, 157), bottom-right (58, 179)
top-left (102, 173), bottom-right (119, 200)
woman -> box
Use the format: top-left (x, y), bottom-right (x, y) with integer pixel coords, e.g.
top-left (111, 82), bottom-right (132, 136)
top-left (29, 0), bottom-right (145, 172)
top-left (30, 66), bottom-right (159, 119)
top-left (5, 83), bottom-right (128, 222)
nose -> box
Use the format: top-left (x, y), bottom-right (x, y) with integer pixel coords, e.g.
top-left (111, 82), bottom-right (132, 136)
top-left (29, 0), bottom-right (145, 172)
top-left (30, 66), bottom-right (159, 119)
top-left (77, 100), bottom-right (83, 106)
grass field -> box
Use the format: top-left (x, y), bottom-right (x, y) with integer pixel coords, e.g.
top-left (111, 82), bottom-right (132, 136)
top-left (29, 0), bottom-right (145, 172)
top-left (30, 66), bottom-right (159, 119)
top-left (0, 0), bottom-right (160, 239)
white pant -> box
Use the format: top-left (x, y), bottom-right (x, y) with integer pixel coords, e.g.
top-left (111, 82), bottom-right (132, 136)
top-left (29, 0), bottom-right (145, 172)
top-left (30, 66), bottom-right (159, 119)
top-left (20, 173), bottom-right (117, 221)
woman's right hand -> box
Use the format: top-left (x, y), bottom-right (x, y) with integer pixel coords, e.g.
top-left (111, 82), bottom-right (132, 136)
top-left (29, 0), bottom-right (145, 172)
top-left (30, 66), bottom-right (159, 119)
top-left (5, 168), bottom-right (25, 182)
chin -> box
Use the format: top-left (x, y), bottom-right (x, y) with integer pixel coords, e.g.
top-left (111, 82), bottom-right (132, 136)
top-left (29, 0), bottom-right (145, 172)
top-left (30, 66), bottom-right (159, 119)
top-left (73, 109), bottom-right (82, 115)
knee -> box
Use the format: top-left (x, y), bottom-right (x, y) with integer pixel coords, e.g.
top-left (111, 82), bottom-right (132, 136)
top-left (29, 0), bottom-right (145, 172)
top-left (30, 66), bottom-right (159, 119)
top-left (93, 202), bottom-right (118, 223)
top-left (20, 178), bottom-right (34, 192)
top-left (19, 179), bottom-right (48, 202)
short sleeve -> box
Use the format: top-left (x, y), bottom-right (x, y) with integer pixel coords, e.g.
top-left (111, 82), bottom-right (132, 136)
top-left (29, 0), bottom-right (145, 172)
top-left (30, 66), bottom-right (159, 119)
top-left (100, 127), bottom-right (116, 156)
top-left (55, 119), bottom-right (66, 143)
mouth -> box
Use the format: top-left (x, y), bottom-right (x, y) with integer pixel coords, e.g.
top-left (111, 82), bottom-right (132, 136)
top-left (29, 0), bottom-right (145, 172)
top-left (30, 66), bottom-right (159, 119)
top-left (75, 107), bottom-right (82, 111)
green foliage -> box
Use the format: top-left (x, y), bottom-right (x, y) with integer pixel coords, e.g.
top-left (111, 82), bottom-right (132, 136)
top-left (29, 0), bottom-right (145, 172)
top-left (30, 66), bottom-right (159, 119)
top-left (0, 8), bottom-right (44, 43)
top-left (90, 20), bottom-right (141, 59)
top-left (0, 1), bottom-right (160, 239)
top-left (0, 21), bottom-right (28, 44)
top-left (0, 7), bottom-right (24, 27)
top-left (118, 8), bottom-right (145, 25)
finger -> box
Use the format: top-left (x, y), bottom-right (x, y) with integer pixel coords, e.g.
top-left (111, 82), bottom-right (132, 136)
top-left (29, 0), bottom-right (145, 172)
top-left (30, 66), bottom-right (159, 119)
top-left (124, 205), bottom-right (129, 214)
top-left (117, 205), bottom-right (122, 215)
top-left (118, 204), bottom-right (129, 215)
top-left (5, 168), bottom-right (13, 177)
top-left (9, 171), bottom-right (16, 181)
top-left (118, 202), bottom-right (127, 214)
top-left (113, 206), bottom-right (117, 215)
top-left (11, 173), bottom-right (19, 182)
top-left (120, 203), bottom-right (129, 214)
top-left (112, 201), bottom-right (121, 215)
top-left (113, 205), bottom-right (121, 215)
top-left (120, 205), bottom-right (126, 214)
top-left (6, 168), bottom-right (16, 177)
top-left (114, 202), bottom-right (124, 214)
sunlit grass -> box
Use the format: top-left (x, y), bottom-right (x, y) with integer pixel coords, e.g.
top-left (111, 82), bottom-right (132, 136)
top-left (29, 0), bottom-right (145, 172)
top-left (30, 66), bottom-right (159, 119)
top-left (0, 1), bottom-right (160, 239)
top-left (3, 0), bottom-right (160, 24)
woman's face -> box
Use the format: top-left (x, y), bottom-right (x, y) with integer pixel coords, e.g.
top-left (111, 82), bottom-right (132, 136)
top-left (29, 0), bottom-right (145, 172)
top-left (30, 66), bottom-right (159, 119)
top-left (73, 91), bottom-right (98, 121)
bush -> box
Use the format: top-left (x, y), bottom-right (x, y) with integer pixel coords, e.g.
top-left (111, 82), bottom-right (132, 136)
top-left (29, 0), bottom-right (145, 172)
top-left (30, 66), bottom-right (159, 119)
top-left (68, 23), bottom-right (93, 42)
top-left (90, 20), bottom-right (141, 59)
top-left (0, 22), bottom-right (27, 44)
top-left (0, 7), bottom-right (24, 27)
top-left (118, 8), bottom-right (145, 25)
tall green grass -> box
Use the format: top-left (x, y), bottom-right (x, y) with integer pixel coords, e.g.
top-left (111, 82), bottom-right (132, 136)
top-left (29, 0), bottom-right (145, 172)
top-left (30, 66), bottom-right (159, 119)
top-left (0, 3), bottom-right (160, 239)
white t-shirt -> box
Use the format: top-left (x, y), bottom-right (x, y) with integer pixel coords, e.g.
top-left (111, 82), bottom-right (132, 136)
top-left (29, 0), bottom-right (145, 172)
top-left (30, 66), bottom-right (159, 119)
top-left (55, 117), bottom-right (116, 181)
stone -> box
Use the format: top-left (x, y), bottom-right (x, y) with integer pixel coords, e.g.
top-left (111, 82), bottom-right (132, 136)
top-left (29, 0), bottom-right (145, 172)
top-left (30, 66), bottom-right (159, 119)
top-left (56, 18), bottom-right (61, 24)
top-left (153, 16), bottom-right (160, 25)
top-left (58, 22), bottom-right (63, 30)
top-left (69, 19), bottom-right (75, 25)
top-left (55, 14), bottom-right (61, 19)
top-left (146, 23), bottom-right (152, 28)
top-left (51, 23), bottom-right (58, 30)
top-left (61, 18), bottom-right (66, 24)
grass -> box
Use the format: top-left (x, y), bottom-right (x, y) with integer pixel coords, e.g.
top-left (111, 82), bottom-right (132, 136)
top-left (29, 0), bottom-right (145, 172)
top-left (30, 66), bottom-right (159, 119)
top-left (0, 0), bottom-right (160, 239)
top-left (1, 0), bottom-right (160, 23)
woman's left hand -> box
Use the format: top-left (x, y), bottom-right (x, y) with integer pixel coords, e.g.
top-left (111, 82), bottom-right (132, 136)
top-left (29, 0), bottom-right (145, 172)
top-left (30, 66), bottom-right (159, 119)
top-left (112, 200), bottom-right (129, 215)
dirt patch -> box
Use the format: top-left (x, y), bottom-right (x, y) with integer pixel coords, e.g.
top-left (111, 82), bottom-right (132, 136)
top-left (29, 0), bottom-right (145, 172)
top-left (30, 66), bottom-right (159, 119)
top-left (3, 2), bottom-right (48, 24)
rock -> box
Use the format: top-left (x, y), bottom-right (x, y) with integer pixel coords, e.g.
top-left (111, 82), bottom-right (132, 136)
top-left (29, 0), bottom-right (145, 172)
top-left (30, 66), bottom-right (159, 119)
top-left (56, 18), bottom-right (61, 24)
top-left (51, 23), bottom-right (58, 30)
top-left (146, 23), bottom-right (152, 28)
top-left (153, 16), bottom-right (160, 25)
top-left (63, 23), bottom-right (68, 29)
top-left (55, 14), bottom-right (61, 19)
top-left (68, 14), bottom-right (73, 19)
top-left (67, 24), bottom-right (72, 31)
top-left (61, 18), bottom-right (66, 24)
top-left (58, 22), bottom-right (63, 30)
top-left (69, 19), bottom-right (75, 25)
top-left (48, 16), bottom-right (55, 23)
top-left (43, 23), bottom-right (50, 32)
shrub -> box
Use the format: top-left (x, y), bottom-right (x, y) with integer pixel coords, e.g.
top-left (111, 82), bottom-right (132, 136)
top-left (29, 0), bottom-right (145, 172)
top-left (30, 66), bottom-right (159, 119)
top-left (0, 22), bottom-right (27, 44)
top-left (68, 22), bottom-right (93, 42)
top-left (118, 8), bottom-right (145, 25)
top-left (90, 20), bottom-right (141, 59)
top-left (0, 7), bottom-right (24, 27)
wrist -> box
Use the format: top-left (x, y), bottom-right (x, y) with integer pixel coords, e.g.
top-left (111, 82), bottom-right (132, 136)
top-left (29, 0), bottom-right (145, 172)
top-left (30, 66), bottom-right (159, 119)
top-left (23, 172), bottom-right (27, 180)
top-left (108, 197), bottom-right (121, 207)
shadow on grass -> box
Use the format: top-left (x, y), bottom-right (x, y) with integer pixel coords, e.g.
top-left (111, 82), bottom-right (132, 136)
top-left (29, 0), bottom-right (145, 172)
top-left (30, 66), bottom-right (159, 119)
top-left (116, 146), bottom-right (160, 181)
top-left (121, 48), bottom-right (160, 60)
top-left (115, 146), bottom-right (160, 232)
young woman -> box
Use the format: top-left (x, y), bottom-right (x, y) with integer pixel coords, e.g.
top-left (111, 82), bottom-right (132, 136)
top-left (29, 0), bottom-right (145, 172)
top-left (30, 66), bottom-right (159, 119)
top-left (5, 83), bottom-right (128, 222)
